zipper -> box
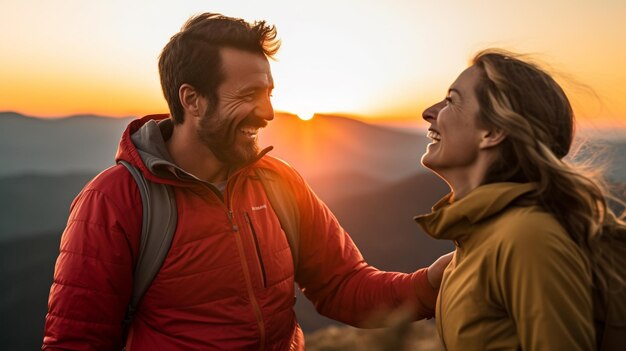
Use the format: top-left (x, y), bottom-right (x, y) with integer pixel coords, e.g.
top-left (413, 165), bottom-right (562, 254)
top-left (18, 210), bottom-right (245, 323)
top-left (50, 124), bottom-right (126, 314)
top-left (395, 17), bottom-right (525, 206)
top-left (437, 256), bottom-right (450, 350)
top-left (226, 173), bottom-right (266, 350)
top-left (245, 211), bottom-right (268, 288)
top-left (169, 153), bottom-right (271, 348)
top-left (437, 263), bottom-right (450, 350)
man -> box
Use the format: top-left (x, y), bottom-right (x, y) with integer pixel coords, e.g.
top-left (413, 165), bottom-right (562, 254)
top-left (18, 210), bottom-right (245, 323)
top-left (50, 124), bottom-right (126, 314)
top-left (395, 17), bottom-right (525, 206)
top-left (43, 13), bottom-right (450, 350)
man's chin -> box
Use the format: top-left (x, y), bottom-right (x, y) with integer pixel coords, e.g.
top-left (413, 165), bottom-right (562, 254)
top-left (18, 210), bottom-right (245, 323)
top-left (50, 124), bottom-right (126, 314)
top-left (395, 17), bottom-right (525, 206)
top-left (219, 145), bottom-right (259, 167)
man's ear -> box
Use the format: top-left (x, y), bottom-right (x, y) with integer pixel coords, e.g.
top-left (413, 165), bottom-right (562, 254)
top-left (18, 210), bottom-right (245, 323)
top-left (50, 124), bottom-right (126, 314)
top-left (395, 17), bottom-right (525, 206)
top-left (479, 127), bottom-right (507, 149)
top-left (179, 84), bottom-right (204, 117)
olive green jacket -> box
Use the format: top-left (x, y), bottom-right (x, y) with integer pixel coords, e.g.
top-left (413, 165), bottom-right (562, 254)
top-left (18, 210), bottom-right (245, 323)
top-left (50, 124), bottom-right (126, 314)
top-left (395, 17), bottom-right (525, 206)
top-left (415, 182), bottom-right (595, 350)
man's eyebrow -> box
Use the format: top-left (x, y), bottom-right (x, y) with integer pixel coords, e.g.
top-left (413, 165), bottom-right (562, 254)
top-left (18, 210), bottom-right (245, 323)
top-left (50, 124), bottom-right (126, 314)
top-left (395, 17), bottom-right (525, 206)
top-left (236, 79), bottom-right (273, 93)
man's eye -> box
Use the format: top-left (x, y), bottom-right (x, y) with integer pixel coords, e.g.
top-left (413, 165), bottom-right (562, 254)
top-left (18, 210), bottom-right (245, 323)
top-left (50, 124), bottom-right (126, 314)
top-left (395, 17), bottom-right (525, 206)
top-left (445, 97), bottom-right (452, 105)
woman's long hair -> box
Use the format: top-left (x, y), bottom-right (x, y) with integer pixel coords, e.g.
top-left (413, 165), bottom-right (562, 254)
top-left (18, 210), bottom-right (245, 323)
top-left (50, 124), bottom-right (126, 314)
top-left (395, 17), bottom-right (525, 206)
top-left (472, 49), bottom-right (625, 288)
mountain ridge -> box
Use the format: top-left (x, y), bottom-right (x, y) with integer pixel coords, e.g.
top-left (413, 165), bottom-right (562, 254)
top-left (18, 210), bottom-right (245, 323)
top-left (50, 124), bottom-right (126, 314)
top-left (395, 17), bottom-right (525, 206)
top-left (0, 111), bottom-right (432, 183)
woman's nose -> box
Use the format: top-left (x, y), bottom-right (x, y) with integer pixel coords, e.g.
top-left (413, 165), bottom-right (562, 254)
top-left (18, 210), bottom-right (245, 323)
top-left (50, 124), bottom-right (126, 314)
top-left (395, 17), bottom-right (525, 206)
top-left (422, 100), bottom-right (445, 122)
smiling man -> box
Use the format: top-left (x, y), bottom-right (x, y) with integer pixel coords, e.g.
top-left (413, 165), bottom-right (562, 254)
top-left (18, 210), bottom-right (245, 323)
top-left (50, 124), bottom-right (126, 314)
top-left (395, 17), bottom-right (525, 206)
top-left (42, 13), bottom-right (450, 350)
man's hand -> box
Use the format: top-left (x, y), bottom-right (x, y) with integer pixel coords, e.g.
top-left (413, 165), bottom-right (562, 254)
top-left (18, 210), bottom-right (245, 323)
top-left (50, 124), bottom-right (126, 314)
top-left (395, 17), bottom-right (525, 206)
top-left (426, 251), bottom-right (454, 290)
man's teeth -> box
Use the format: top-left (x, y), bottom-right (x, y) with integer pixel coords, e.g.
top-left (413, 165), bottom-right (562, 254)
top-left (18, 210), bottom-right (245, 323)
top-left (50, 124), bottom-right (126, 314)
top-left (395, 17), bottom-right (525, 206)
top-left (427, 130), bottom-right (441, 142)
top-left (240, 127), bottom-right (259, 137)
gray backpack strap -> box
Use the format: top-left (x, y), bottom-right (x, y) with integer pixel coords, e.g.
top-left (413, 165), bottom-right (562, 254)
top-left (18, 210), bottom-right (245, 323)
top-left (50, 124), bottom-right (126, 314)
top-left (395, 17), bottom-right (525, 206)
top-left (118, 160), bottom-right (177, 332)
top-left (255, 168), bottom-right (300, 270)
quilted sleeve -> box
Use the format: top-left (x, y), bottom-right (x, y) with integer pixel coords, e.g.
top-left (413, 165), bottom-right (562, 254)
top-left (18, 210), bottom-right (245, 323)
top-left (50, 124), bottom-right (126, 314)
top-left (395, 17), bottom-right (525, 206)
top-left (281, 165), bottom-right (436, 327)
top-left (42, 168), bottom-right (142, 350)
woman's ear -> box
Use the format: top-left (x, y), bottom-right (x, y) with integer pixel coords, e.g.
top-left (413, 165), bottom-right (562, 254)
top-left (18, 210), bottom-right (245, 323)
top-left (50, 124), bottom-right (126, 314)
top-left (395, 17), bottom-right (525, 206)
top-left (479, 128), bottom-right (507, 149)
top-left (179, 84), bottom-right (204, 117)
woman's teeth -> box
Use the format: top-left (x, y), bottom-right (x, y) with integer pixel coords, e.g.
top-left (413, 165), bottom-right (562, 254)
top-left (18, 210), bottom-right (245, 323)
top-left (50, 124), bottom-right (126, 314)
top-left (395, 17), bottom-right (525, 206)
top-left (427, 130), bottom-right (441, 142)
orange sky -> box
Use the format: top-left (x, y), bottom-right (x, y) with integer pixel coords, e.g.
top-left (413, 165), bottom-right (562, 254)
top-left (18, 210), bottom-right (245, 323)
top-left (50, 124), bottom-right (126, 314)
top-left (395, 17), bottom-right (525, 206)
top-left (1, 0), bottom-right (625, 131)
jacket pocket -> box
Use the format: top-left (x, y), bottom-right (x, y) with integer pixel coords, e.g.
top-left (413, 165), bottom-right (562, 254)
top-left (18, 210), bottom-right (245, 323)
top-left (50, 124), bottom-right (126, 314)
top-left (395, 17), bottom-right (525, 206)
top-left (244, 211), bottom-right (267, 288)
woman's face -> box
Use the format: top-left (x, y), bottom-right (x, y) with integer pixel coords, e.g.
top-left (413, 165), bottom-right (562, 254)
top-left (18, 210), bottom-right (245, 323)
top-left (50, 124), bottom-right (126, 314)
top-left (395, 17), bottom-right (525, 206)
top-left (421, 65), bottom-right (488, 176)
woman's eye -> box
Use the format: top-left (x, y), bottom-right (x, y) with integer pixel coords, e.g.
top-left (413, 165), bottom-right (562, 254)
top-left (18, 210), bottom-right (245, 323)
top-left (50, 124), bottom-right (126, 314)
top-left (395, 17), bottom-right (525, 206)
top-left (445, 97), bottom-right (452, 105)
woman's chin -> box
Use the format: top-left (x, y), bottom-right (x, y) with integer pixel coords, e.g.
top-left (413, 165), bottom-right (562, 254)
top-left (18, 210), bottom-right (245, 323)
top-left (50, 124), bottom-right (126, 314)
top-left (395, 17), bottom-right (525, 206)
top-left (421, 154), bottom-right (448, 179)
top-left (421, 149), bottom-right (437, 168)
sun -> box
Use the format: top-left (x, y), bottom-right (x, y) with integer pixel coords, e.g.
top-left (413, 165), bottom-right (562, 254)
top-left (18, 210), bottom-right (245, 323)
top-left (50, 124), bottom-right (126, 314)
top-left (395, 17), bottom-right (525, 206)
top-left (296, 110), bottom-right (315, 121)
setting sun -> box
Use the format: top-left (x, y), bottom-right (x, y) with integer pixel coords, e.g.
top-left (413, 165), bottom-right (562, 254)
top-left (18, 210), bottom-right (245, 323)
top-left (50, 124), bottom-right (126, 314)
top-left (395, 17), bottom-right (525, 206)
top-left (296, 111), bottom-right (315, 121)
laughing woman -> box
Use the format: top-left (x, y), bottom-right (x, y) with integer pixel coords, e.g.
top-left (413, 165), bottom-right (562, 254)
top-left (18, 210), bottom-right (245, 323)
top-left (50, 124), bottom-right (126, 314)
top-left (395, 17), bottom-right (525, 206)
top-left (414, 49), bottom-right (626, 351)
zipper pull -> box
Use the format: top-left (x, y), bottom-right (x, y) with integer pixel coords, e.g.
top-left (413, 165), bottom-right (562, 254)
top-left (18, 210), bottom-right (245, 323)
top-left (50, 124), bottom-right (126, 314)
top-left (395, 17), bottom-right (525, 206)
top-left (228, 210), bottom-right (239, 232)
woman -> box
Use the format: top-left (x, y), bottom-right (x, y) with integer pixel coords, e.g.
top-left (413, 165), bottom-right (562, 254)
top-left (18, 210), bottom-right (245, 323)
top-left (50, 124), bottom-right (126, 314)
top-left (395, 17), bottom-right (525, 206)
top-left (414, 49), bottom-right (625, 350)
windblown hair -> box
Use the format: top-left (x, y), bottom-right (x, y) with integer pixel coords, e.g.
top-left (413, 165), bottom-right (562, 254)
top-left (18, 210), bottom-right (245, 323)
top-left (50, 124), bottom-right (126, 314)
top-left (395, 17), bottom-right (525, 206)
top-left (158, 13), bottom-right (281, 123)
top-left (472, 49), bottom-right (625, 288)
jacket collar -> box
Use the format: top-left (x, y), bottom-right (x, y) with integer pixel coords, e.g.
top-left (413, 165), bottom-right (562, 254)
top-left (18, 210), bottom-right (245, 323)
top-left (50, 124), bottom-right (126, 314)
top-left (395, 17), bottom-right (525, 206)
top-left (414, 182), bottom-right (538, 241)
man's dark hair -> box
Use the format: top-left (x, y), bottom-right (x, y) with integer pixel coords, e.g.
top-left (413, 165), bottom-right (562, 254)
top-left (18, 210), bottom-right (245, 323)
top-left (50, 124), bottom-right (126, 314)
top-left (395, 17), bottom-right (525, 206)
top-left (158, 13), bottom-right (280, 123)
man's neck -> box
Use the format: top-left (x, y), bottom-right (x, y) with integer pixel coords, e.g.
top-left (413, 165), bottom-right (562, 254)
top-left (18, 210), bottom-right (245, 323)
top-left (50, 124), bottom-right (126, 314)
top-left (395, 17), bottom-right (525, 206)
top-left (166, 122), bottom-right (229, 183)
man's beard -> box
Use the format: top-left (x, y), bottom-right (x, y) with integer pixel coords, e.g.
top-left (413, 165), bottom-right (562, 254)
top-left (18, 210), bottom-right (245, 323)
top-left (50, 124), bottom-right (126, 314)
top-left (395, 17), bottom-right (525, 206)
top-left (197, 109), bottom-right (265, 168)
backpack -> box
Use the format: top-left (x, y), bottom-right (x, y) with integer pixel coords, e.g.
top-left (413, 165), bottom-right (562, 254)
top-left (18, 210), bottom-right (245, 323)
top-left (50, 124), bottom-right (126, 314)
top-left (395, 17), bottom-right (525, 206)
top-left (118, 160), bottom-right (301, 340)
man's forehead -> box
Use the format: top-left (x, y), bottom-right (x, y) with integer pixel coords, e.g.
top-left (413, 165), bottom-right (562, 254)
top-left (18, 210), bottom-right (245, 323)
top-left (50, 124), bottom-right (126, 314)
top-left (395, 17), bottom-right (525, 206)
top-left (234, 73), bottom-right (274, 91)
top-left (220, 48), bottom-right (270, 72)
top-left (219, 48), bottom-right (273, 88)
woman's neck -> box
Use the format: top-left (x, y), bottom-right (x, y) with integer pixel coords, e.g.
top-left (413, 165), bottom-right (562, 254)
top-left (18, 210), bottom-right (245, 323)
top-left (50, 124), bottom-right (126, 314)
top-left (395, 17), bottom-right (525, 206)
top-left (438, 152), bottom-right (497, 201)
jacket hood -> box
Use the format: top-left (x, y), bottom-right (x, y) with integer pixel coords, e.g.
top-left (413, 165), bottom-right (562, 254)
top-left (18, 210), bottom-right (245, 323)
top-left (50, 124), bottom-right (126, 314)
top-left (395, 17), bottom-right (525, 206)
top-left (115, 114), bottom-right (274, 186)
top-left (414, 182), bottom-right (538, 241)
top-left (115, 114), bottom-right (186, 186)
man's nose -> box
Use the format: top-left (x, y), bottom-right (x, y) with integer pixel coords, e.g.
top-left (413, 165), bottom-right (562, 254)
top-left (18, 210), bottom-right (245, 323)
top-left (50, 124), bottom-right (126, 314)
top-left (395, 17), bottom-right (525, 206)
top-left (422, 100), bottom-right (445, 122)
top-left (257, 96), bottom-right (274, 121)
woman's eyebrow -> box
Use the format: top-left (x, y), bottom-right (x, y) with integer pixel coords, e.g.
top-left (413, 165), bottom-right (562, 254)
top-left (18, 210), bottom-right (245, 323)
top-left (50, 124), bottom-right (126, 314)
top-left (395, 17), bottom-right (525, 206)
top-left (447, 88), bottom-right (462, 97)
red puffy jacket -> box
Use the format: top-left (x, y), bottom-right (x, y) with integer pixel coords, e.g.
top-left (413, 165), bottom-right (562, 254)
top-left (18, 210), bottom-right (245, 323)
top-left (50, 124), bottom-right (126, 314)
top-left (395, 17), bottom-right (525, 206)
top-left (43, 115), bottom-right (436, 350)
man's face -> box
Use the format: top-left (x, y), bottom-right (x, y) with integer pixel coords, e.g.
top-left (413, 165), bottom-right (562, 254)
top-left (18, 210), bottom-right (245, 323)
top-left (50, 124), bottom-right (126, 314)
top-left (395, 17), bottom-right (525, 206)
top-left (197, 47), bottom-right (275, 167)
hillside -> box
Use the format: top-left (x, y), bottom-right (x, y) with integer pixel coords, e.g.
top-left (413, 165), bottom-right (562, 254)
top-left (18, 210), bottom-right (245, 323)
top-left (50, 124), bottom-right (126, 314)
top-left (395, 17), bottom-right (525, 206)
top-left (331, 172), bottom-right (452, 272)
top-left (259, 113), bottom-right (431, 182)
top-left (0, 231), bottom-right (60, 350)
top-left (0, 112), bottom-right (132, 176)
top-left (0, 173), bottom-right (94, 240)
top-left (0, 112), bottom-right (430, 184)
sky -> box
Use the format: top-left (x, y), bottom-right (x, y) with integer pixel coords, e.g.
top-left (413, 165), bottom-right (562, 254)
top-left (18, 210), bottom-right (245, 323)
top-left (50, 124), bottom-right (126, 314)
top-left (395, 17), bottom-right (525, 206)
top-left (1, 0), bottom-right (625, 131)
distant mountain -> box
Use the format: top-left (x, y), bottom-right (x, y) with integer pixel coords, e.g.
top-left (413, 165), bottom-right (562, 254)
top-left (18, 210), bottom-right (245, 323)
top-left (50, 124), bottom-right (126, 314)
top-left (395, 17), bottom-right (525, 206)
top-left (259, 113), bottom-right (431, 183)
top-left (4, 111), bottom-right (622, 182)
top-left (0, 172), bottom-right (95, 241)
top-left (0, 112), bottom-right (132, 176)
top-left (0, 231), bottom-right (60, 351)
top-left (305, 171), bottom-right (387, 205)
top-left (598, 142), bottom-right (626, 207)
top-left (330, 172), bottom-right (453, 272)
top-left (0, 112), bottom-right (430, 184)
top-left (574, 140), bottom-right (626, 183)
